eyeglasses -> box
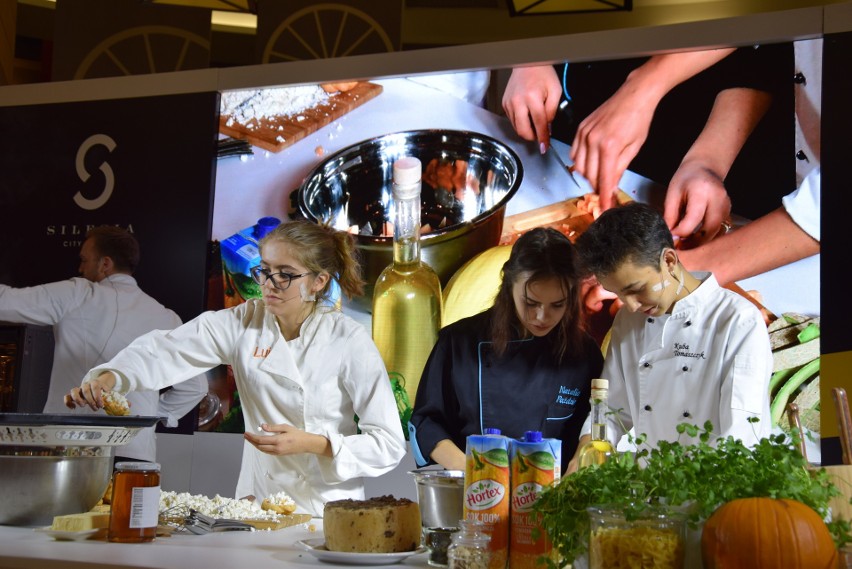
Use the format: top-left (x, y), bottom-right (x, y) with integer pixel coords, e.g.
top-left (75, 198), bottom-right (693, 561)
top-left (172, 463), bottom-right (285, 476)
top-left (250, 266), bottom-right (312, 291)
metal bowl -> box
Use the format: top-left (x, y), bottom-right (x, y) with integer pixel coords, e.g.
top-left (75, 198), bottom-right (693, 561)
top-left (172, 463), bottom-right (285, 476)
top-left (0, 446), bottom-right (113, 526)
top-left (409, 468), bottom-right (464, 529)
top-left (0, 413), bottom-right (159, 527)
top-left (297, 129), bottom-right (523, 300)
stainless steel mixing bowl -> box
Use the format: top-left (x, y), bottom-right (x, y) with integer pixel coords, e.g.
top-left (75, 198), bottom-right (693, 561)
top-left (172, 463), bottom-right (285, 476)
top-left (0, 413), bottom-right (161, 527)
top-left (0, 446), bottom-right (113, 526)
top-left (297, 129), bottom-right (523, 301)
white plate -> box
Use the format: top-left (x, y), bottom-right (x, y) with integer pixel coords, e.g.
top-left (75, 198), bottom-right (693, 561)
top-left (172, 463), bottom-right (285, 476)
top-left (297, 538), bottom-right (426, 565)
top-left (34, 527), bottom-right (105, 541)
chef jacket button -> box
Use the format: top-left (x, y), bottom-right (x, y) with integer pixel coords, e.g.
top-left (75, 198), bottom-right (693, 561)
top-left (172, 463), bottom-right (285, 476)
top-left (644, 405), bottom-right (652, 412)
top-left (647, 317), bottom-right (654, 323)
top-left (643, 362), bottom-right (651, 368)
top-left (683, 411), bottom-right (690, 418)
top-left (684, 320), bottom-right (692, 327)
top-left (796, 149), bottom-right (810, 163)
top-left (793, 71), bottom-right (807, 85)
top-left (682, 366), bottom-right (688, 372)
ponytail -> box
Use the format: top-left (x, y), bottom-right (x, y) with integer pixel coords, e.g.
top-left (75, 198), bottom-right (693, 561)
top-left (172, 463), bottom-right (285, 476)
top-left (259, 219), bottom-right (366, 304)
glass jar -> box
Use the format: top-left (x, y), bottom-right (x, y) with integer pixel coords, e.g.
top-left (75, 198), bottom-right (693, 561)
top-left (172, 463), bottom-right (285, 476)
top-left (108, 461), bottom-right (161, 543)
top-left (448, 519), bottom-right (491, 569)
top-left (587, 505), bottom-right (686, 569)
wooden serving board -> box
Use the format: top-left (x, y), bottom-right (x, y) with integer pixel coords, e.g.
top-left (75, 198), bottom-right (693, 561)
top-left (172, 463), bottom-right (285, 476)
top-left (219, 82), bottom-right (383, 153)
top-left (243, 513), bottom-right (312, 531)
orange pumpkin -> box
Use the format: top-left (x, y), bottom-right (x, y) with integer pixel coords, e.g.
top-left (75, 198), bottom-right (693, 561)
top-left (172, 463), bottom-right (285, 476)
top-left (701, 497), bottom-right (838, 568)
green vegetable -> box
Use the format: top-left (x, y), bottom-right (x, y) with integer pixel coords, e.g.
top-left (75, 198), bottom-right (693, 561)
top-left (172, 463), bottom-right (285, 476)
top-left (770, 358), bottom-right (821, 426)
top-left (797, 322), bottom-right (821, 344)
top-left (532, 421), bottom-right (850, 567)
top-left (769, 365), bottom-right (801, 398)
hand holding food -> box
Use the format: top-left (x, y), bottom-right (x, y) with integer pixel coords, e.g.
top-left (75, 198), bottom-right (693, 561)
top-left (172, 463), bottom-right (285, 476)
top-left (64, 371), bottom-right (118, 412)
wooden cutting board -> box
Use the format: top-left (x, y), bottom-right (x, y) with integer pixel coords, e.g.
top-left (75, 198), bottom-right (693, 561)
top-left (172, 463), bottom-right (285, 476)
top-left (219, 82), bottom-right (383, 153)
top-left (244, 513), bottom-right (312, 531)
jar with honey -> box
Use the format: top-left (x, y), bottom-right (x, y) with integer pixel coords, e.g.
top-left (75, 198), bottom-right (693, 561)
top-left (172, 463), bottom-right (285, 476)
top-left (108, 461), bottom-right (161, 543)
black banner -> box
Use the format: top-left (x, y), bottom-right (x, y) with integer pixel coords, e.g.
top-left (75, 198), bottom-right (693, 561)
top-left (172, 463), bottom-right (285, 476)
top-left (0, 91), bottom-right (219, 323)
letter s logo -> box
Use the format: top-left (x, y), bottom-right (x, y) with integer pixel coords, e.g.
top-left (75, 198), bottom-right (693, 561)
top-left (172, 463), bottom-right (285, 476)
top-left (73, 134), bottom-right (117, 211)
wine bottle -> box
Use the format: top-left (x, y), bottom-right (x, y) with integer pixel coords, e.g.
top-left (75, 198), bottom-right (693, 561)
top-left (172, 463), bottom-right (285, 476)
top-left (372, 157), bottom-right (443, 431)
top-left (577, 378), bottom-right (615, 469)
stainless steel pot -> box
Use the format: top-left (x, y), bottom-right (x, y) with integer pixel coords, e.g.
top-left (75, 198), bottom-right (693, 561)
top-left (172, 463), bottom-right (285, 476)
top-left (409, 468), bottom-right (464, 529)
top-left (297, 129), bottom-right (523, 302)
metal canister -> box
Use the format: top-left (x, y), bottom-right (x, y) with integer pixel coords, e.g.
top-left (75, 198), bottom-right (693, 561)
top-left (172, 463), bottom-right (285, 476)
top-left (108, 461), bottom-right (161, 543)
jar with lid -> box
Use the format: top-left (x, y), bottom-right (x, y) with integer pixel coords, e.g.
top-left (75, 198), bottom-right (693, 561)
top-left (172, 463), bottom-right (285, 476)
top-left (448, 519), bottom-right (492, 569)
top-left (108, 461), bottom-right (161, 543)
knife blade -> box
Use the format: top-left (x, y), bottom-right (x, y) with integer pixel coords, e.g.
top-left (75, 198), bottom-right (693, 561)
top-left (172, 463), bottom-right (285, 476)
top-left (833, 387), bottom-right (852, 465)
top-left (548, 144), bottom-right (582, 190)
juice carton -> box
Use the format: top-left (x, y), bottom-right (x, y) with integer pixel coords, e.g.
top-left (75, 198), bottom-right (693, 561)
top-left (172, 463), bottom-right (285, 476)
top-left (509, 431), bottom-right (561, 569)
top-left (220, 217), bottom-right (280, 307)
top-left (464, 428), bottom-right (510, 569)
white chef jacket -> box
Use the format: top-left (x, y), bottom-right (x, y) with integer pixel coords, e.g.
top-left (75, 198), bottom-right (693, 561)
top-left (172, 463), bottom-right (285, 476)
top-left (85, 300), bottom-right (407, 516)
top-left (782, 166), bottom-right (820, 242)
top-left (0, 275), bottom-right (207, 462)
top-left (583, 272), bottom-right (772, 450)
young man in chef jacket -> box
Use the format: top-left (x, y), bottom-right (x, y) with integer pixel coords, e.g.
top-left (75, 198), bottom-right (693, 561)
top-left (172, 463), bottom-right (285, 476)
top-left (0, 226), bottom-right (207, 463)
top-left (568, 202), bottom-right (773, 472)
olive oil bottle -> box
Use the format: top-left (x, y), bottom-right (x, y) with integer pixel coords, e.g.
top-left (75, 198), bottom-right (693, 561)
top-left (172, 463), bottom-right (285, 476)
top-left (577, 378), bottom-right (615, 468)
top-left (372, 157), bottom-right (442, 429)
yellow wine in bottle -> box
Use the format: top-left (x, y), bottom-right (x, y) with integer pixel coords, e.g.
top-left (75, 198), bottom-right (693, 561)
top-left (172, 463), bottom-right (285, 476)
top-left (372, 157), bottom-right (443, 415)
top-left (577, 378), bottom-right (615, 468)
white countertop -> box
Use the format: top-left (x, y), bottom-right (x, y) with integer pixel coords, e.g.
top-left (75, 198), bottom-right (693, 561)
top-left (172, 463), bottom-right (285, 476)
top-left (0, 519), bottom-right (430, 569)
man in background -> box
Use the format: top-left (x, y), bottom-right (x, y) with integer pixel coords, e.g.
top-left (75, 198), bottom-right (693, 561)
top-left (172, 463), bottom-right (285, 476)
top-left (0, 225), bottom-right (207, 463)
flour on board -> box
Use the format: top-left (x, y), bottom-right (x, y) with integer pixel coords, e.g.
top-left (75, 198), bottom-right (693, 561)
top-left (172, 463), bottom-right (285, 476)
top-left (220, 86), bottom-right (330, 129)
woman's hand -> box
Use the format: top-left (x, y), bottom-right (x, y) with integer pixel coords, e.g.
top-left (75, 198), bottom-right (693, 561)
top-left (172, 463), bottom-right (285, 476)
top-left (245, 423), bottom-right (332, 457)
top-left (502, 65), bottom-right (563, 153)
top-left (64, 371), bottom-right (117, 411)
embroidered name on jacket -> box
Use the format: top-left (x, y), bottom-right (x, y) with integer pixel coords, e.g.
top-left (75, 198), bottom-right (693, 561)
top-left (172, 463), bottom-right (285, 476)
top-left (674, 342), bottom-right (706, 359)
top-left (253, 346), bottom-right (271, 358)
top-left (556, 385), bottom-right (580, 406)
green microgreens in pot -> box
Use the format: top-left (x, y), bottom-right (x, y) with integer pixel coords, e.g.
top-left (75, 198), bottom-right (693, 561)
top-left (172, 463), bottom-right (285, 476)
top-left (532, 420), bottom-right (851, 568)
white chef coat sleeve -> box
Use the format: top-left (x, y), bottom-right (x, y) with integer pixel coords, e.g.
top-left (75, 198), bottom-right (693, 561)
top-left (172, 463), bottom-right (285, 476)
top-left (157, 372), bottom-right (209, 428)
top-left (0, 279), bottom-right (87, 326)
top-left (84, 308), bottom-right (239, 394)
top-left (318, 327), bottom-right (406, 483)
top-left (781, 167), bottom-right (820, 241)
top-left (716, 310), bottom-right (773, 446)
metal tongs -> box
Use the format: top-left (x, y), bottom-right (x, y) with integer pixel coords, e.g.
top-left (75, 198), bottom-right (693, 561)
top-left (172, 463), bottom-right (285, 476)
top-left (184, 509), bottom-right (254, 534)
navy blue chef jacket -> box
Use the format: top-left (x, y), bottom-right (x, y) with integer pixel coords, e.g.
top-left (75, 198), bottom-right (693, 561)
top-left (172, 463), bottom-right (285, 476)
top-left (409, 308), bottom-right (604, 472)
